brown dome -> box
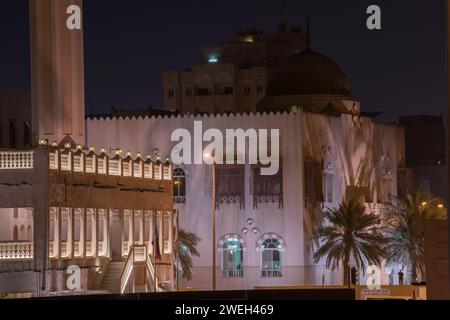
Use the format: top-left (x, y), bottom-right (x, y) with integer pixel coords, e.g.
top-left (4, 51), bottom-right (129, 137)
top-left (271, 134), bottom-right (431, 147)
top-left (266, 48), bottom-right (352, 97)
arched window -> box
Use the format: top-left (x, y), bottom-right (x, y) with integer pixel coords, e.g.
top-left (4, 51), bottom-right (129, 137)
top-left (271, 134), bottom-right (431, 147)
top-left (13, 226), bottom-right (18, 241)
top-left (23, 122), bottom-right (31, 146)
top-left (27, 226), bottom-right (33, 241)
top-left (9, 120), bottom-right (17, 149)
top-left (173, 168), bottom-right (186, 203)
top-left (323, 162), bottom-right (334, 203)
top-left (219, 235), bottom-right (244, 278)
top-left (258, 234), bottom-right (285, 278)
top-left (20, 225), bottom-right (25, 240)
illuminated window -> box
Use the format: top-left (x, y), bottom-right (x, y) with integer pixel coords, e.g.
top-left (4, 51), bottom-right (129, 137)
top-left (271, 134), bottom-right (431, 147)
top-left (221, 236), bottom-right (243, 278)
top-left (173, 168), bottom-right (186, 203)
top-left (133, 161), bottom-right (142, 178)
top-left (73, 154), bottom-right (83, 173)
top-left (123, 159), bottom-right (132, 177)
top-left (163, 165), bottom-right (171, 180)
top-left (208, 56), bottom-right (219, 63)
top-left (85, 156), bottom-right (95, 173)
top-left (109, 158), bottom-right (121, 176)
top-left (49, 151), bottom-right (58, 170)
top-left (98, 157), bottom-right (107, 174)
top-left (154, 163), bottom-right (162, 180)
top-left (260, 237), bottom-right (283, 278)
top-left (60, 153), bottom-right (71, 171)
top-left (144, 163), bottom-right (153, 179)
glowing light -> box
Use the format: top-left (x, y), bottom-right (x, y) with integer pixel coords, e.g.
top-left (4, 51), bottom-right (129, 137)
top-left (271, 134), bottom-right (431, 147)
top-left (89, 146), bottom-right (95, 152)
top-left (208, 56), bottom-right (218, 63)
top-left (64, 143), bottom-right (72, 149)
top-left (76, 144), bottom-right (83, 150)
top-left (136, 153), bottom-right (142, 158)
top-left (244, 35), bottom-right (254, 43)
top-left (101, 148), bottom-right (106, 154)
top-left (39, 138), bottom-right (47, 146)
top-left (438, 204), bottom-right (444, 209)
top-left (51, 141), bottom-right (57, 147)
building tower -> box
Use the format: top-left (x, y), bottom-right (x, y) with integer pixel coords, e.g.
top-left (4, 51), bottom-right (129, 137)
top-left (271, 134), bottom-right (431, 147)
top-left (29, 0), bottom-right (85, 145)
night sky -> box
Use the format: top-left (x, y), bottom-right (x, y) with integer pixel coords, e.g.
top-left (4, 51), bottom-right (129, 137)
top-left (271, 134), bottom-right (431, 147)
top-left (0, 0), bottom-right (445, 122)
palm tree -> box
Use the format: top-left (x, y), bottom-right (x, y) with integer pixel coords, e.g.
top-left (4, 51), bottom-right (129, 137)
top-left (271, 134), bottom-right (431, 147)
top-left (313, 199), bottom-right (388, 286)
top-left (385, 190), bottom-right (447, 283)
top-left (176, 229), bottom-right (201, 280)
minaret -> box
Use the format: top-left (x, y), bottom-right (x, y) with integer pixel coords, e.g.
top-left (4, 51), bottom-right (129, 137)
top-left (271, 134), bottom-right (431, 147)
top-left (29, 0), bottom-right (85, 145)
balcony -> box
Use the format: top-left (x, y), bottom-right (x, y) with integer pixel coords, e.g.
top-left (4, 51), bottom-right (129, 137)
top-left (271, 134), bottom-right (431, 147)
top-left (0, 241), bottom-right (33, 260)
top-left (0, 151), bottom-right (34, 170)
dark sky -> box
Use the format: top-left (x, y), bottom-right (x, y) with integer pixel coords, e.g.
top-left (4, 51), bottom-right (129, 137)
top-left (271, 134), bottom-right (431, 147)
top-left (0, 0), bottom-right (445, 122)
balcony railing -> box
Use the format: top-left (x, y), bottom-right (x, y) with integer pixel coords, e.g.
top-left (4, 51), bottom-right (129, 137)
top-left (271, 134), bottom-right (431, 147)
top-left (221, 269), bottom-right (243, 278)
top-left (0, 151), bottom-right (34, 170)
top-left (261, 269), bottom-right (283, 278)
top-left (48, 149), bottom-right (172, 182)
top-left (0, 241), bottom-right (34, 260)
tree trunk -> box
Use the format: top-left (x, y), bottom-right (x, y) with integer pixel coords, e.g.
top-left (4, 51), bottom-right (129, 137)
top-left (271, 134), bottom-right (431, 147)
top-left (343, 258), bottom-right (350, 287)
top-left (410, 262), bottom-right (418, 284)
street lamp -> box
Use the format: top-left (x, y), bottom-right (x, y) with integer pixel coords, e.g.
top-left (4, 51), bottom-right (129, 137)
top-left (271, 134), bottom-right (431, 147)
top-left (204, 152), bottom-right (217, 291)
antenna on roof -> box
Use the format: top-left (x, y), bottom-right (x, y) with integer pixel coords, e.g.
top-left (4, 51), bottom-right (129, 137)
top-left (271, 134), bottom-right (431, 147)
top-left (305, 16), bottom-right (311, 48)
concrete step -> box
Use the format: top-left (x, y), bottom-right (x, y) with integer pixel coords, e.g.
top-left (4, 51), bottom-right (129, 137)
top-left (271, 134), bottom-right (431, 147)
top-left (99, 261), bottom-right (126, 294)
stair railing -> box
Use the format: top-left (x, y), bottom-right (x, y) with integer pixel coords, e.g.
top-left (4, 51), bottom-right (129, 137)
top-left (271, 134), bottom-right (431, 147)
top-left (120, 246), bottom-right (135, 293)
top-left (146, 253), bottom-right (165, 292)
top-left (120, 245), bottom-right (165, 294)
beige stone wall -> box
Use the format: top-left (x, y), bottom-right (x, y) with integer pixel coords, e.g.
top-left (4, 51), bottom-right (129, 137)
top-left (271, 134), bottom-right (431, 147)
top-left (29, 0), bottom-right (85, 145)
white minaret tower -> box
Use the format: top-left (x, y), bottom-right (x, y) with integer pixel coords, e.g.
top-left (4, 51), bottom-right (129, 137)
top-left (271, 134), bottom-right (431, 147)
top-left (29, 0), bottom-right (85, 145)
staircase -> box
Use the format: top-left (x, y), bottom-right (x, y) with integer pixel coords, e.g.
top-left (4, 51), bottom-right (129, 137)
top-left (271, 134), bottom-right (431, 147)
top-left (100, 261), bottom-right (125, 293)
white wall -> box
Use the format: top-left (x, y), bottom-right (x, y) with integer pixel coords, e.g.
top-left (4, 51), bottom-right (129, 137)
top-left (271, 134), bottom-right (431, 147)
top-left (86, 111), bottom-right (405, 288)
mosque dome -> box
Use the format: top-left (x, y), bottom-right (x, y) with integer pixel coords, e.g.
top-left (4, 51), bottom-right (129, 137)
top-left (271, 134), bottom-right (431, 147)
top-left (266, 48), bottom-right (352, 97)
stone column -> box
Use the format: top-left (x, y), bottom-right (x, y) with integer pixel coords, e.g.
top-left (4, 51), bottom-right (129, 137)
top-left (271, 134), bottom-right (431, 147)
top-left (92, 209), bottom-right (98, 257)
top-left (139, 210), bottom-right (145, 245)
top-left (158, 212), bottom-right (163, 255)
top-left (80, 208), bottom-right (86, 258)
top-left (149, 211), bottom-right (154, 255)
top-left (168, 211), bottom-right (173, 254)
top-left (129, 210), bottom-right (135, 250)
top-left (120, 209), bottom-right (125, 257)
top-left (68, 208), bottom-right (74, 258)
top-left (31, 148), bottom-right (50, 293)
top-left (104, 209), bottom-right (110, 258)
top-left (54, 207), bottom-right (61, 259)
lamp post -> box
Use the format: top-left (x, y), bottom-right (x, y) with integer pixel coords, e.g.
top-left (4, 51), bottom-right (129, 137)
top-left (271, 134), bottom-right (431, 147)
top-left (204, 152), bottom-right (217, 291)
